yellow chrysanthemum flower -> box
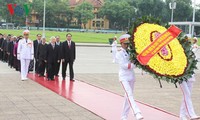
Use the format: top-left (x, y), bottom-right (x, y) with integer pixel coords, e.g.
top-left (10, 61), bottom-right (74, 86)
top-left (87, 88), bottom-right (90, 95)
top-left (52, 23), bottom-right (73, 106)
top-left (133, 23), bottom-right (187, 76)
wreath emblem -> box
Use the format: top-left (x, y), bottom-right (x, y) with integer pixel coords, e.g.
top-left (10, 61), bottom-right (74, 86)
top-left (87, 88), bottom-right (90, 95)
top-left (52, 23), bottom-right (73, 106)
top-left (128, 16), bottom-right (198, 84)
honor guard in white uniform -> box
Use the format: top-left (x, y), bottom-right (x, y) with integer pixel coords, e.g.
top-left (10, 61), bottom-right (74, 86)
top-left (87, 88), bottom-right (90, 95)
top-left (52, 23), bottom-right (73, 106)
top-left (179, 37), bottom-right (200, 120)
top-left (111, 36), bottom-right (118, 63)
top-left (116, 34), bottom-right (143, 120)
top-left (17, 30), bottom-right (34, 80)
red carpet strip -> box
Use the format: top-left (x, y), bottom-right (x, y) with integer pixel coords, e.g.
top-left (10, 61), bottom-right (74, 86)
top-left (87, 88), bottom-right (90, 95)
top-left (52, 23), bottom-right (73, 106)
top-left (28, 73), bottom-right (179, 120)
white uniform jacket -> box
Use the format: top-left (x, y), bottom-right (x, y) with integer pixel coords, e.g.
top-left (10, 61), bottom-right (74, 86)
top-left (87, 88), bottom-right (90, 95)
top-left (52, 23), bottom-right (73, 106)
top-left (111, 40), bottom-right (117, 52)
top-left (116, 47), bottom-right (135, 82)
top-left (17, 38), bottom-right (34, 60)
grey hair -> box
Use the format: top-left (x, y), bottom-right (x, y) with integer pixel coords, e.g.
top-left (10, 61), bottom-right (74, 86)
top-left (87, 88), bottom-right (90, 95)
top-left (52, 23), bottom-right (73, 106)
top-left (50, 36), bottom-right (56, 42)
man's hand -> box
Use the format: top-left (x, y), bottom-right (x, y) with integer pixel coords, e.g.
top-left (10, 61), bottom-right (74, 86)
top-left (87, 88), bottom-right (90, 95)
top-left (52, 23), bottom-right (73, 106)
top-left (62, 59), bottom-right (65, 62)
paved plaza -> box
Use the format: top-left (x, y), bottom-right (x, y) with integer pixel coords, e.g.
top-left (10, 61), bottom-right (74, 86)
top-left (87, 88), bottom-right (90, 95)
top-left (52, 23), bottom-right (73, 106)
top-left (74, 45), bottom-right (200, 116)
top-left (0, 44), bottom-right (199, 120)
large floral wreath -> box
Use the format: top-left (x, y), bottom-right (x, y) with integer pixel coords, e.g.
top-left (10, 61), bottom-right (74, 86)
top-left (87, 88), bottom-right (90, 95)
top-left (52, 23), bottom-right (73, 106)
top-left (128, 16), bottom-right (198, 84)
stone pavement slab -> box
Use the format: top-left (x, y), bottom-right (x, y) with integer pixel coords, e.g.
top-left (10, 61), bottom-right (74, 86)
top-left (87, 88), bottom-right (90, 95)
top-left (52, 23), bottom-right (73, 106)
top-left (0, 62), bottom-right (103, 120)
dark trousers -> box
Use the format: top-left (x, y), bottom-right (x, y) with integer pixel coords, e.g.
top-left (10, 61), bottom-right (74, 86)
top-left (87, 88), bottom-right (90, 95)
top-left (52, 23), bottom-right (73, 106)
top-left (38, 60), bottom-right (46, 76)
top-left (7, 54), bottom-right (11, 66)
top-left (0, 51), bottom-right (3, 60)
top-left (3, 51), bottom-right (7, 62)
top-left (9, 54), bottom-right (14, 67)
top-left (62, 61), bottom-right (74, 80)
top-left (47, 62), bottom-right (55, 79)
top-left (14, 56), bottom-right (20, 71)
top-left (55, 61), bottom-right (61, 75)
top-left (35, 59), bottom-right (39, 73)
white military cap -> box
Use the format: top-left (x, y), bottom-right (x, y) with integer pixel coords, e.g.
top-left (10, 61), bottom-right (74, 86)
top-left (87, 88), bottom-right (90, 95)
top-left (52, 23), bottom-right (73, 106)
top-left (119, 34), bottom-right (130, 43)
top-left (193, 37), bottom-right (198, 41)
top-left (23, 30), bottom-right (30, 35)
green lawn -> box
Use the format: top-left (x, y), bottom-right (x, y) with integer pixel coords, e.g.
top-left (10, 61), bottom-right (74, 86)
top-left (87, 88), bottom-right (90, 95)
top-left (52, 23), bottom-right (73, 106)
top-left (0, 29), bottom-right (199, 45)
top-left (0, 29), bottom-right (122, 43)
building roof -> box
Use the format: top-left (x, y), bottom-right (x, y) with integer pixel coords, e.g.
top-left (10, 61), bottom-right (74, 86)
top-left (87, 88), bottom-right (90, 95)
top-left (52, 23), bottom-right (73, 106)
top-left (69, 0), bottom-right (103, 7)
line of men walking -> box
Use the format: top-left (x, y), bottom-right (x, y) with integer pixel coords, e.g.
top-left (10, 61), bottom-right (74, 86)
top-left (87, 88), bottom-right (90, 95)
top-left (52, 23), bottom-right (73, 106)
top-left (0, 30), bottom-right (76, 82)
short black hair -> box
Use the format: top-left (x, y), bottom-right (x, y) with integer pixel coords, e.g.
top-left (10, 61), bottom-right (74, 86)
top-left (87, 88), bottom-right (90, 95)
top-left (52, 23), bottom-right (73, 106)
top-left (37, 34), bottom-right (42, 36)
top-left (66, 33), bottom-right (72, 37)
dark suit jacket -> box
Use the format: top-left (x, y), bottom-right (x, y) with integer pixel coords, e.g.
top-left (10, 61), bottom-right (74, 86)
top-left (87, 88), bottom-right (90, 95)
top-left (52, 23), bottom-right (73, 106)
top-left (1, 39), bottom-right (7, 52)
top-left (61, 40), bottom-right (76, 62)
top-left (0, 38), bottom-right (3, 49)
top-left (36, 43), bottom-right (47, 61)
top-left (8, 41), bottom-right (15, 55)
top-left (46, 43), bottom-right (60, 63)
top-left (33, 40), bottom-right (40, 58)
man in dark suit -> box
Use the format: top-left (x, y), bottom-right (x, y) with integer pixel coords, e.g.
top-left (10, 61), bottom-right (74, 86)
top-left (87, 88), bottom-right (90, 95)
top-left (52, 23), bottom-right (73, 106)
top-left (6, 35), bottom-right (12, 66)
top-left (36, 37), bottom-right (47, 77)
top-left (0, 33), bottom-right (3, 61)
top-left (2, 34), bottom-right (11, 62)
top-left (7, 36), bottom-right (17, 68)
top-left (33, 34), bottom-right (42, 73)
top-left (55, 36), bottom-right (62, 76)
top-left (61, 33), bottom-right (76, 81)
top-left (46, 36), bottom-right (60, 80)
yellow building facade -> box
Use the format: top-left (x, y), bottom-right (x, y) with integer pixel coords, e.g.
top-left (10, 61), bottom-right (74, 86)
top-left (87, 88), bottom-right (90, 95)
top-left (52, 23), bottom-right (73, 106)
top-left (29, 0), bottom-right (109, 29)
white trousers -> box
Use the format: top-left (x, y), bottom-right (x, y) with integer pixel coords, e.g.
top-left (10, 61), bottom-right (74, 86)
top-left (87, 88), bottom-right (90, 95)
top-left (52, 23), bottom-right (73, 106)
top-left (121, 80), bottom-right (141, 119)
top-left (112, 50), bottom-right (117, 62)
top-left (20, 59), bottom-right (30, 80)
top-left (180, 81), bottom-right (197, 118)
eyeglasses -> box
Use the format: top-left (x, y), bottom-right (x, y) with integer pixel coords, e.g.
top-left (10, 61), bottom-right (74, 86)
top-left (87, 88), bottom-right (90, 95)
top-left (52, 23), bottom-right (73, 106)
top-left (24, 34), bottom-right (29, 36)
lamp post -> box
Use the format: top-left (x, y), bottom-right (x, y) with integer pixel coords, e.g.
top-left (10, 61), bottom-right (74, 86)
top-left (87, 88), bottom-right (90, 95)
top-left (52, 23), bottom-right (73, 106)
top-left (192, 0), bottom-right (196, 37)
top-left (169, 0), bottom-right (176, 22)
top-left (42, 0), bottom-right (46, 38)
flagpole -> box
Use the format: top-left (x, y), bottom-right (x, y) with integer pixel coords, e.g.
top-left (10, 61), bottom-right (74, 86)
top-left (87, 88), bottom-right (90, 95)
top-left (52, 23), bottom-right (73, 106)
top-left (43, 0), bottom-right (46, 38)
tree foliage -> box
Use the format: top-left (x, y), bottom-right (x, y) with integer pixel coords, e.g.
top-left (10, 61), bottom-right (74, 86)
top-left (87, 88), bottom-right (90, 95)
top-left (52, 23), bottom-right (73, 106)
top-left (99, 0), bottom-right (135, 30)
top-left (74, 2), bottom-right (94, 29)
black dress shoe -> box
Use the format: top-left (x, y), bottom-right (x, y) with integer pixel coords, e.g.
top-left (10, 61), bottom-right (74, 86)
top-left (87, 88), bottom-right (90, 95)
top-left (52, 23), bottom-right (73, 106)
top-left (38, 74), bottom-right (43, 77)
top-left (70, 79), bottom-right (75, 82)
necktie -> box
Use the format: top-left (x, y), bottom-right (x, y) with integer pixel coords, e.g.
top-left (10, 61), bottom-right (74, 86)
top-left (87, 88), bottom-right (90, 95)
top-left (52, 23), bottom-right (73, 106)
top-left (26, 39), bottom-right (27, 43)
top-left (126, 50), bottom-right (129, 54)
top-left (68, 41), bottom-right (71, 48)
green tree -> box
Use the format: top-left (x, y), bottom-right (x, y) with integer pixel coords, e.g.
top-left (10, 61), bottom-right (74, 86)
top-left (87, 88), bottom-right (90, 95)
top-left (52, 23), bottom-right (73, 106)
top-left (194, 9), bottom-right (200, 35)
top-left (136, 0), bottom-right (169, 22)
top-left (66, 9), bottom-right (74, 27)
top-left (99, 0), bottom-right (135, 30)
top-left (74, 2), bottom-right (94, 29)
top-left (32, 0), bottom-right (70, 28)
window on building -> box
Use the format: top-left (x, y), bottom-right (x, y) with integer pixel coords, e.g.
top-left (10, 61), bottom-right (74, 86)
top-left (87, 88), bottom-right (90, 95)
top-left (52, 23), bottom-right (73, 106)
top-left (101, 21), bottom-right (104, 27)
top-left (92, 21), bottom-right (95, 27)
top-left (96, 21), bottom-right (100, 27)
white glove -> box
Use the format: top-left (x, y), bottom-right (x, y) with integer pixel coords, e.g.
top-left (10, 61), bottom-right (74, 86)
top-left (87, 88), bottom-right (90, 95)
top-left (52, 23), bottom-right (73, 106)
top-left (31, 54), bottom-right (34, 60)
top-left (17, 54), bottom-right (20, 60)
